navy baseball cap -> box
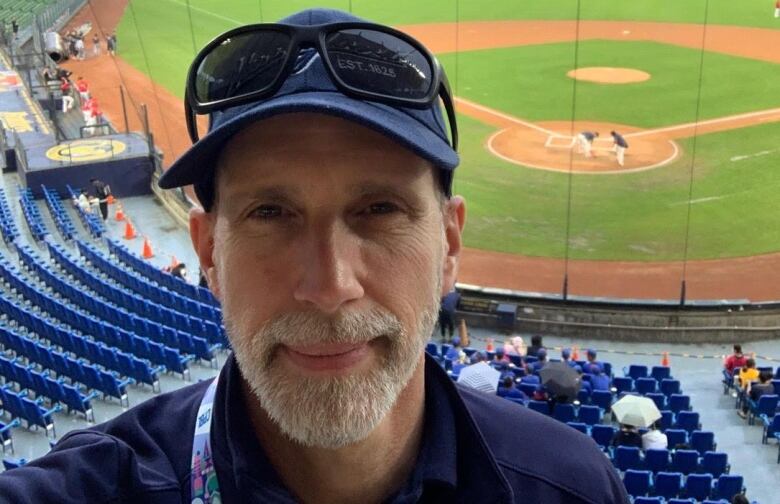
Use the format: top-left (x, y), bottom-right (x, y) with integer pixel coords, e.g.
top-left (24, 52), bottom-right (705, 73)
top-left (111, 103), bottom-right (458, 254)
top-left (158, 8), bottom-right (459, 210)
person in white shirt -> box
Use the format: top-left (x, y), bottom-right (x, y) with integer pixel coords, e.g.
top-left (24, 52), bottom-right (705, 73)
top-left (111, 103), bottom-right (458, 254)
top-left (641, 421), bottom-right (668, 451)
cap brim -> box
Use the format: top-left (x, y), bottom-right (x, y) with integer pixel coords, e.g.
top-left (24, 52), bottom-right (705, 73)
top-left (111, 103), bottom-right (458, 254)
top-left (158, 91), bottom-right (459, 190)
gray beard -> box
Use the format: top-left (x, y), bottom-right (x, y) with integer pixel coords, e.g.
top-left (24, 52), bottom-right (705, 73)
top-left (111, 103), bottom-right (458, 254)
top-left (226, 277), bottom-right (441, 448)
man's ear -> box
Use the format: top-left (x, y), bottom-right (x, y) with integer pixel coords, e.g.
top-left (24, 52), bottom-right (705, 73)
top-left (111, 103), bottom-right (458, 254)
top-left (441, 195), bottom-right (466, 296)
top-left (189, 207), bottom-right (220, 300)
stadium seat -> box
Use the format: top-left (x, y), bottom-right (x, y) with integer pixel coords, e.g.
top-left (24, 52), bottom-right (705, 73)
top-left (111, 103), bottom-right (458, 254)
top-left (762, 413), bottom-right (780, 444)
top-left (669, 394), bottom-right (691, 413)
top-left (623, 469), bottom-right (651, 498)
top-left (675, 411), bottom-right (700, 433)
top-left (518, 382), bottom-right (538, 397)
top-left (635, 377), bottom-right (657, 395)
top-left (660, 379), bottom-right (681, 396)
top-left (0, 419), bottom-right (20, 454)
top-left (659, 410), bottom-right (674, 431)
top-left (552, 403), bottom-right (575, 423)
top-left (701, 451), bottom-right (730, 479)
top-left (614, 446), bottom-right (642, 471)
top-left (612, 376), bottom-right (633, 394)
top-left (425, 342), bottom-right (439, 356)
top-left (527, 400), bottom-right (549, 416)
top-left (633, 498), bottom-right (662, 504)
top-left (578, 404), bottom-right (601, 426)
top-left (685, 473), bottom-right (713, 501)
top-left (712, 474), bottom-right (744, 502)
top-left (2, 457), bottom-right (27, 471)
top-left (591, 390), bottom-right (613, 411)
top-left (644, 448), bottom-right (670, 474)
top-left (651, 366), bottom-right (671, 382)
top-left (690, 430), bottom-right (716, 455)
top-left (748, 394), bottom-right (778, 425)
top-left (667, 500), bottom-right (695, 504)
top-left (590, 424), bottom-right (615, 451)
top-left (566, 422), bottom-right (588, 434)
top-left (671, 449), bottom-right (699, 475)
top-left (646, 393), bottom-right (666, 410)
top-left (653, 471), bottom-right (683, 500)
top-left (625, 364), bottom-right (649, 380)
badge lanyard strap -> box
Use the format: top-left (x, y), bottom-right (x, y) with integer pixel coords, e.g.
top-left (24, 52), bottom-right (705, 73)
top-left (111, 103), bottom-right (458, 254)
top-left (191, 369), bottom-right (223, 504)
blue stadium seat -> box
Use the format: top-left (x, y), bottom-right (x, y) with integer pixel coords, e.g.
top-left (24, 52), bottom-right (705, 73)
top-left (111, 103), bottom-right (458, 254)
top-left (653, 471), bottom-right (683, 500)
top-left (625, 364), bottom-right (649, 380)
top-left (644, 448), bottom-right (670, 474)
top-left (660, 379), bottom-right (681, 396)
top-left (701, 451), bottom-right (730, 479)
top-left (748, 394), bottom-right (778, 425)
top-left (684, 473), bottom-right (713, 501)
top-left (590, 424), bottom-right (615, 451)
top-left (671, 449), bottom-right (699, 475)
top-left (99, 370), bottom-right (133, 407)
top-left (62, 383), bottom-right (97, 423)
top-left (21, 397), bottom-right (60, 438)
top-left (712, 474), bottom-right (743, 502)
top-left (612, 376), bottom-right (633, 394)
top-left (591, 390), bottom-right (613, 411)
top-left (0, 419), bottom-right (20, 454)
top-left (690, 430), bottom-right (716, 455)
top-left (527, 400), bottom-right (549, 416)
top-left (635, 377), bottom-right (657, 395)
top-left (762, 413), bottom-right (780, 444)
top-left (633, 498), bottom-right (662, 504)
top-left (623, 469), bottom-right (651, 498)
top-left (552, 403), bottom-right (575, 423)
top-left (2, 457), bottom-right (27, 471)
top-left (651, 366), bottom-right (671, 382)
top-left (566, 422), bottom-right (588, 434)
top-left (578, 404), bottom-right (601, 425)
top-left (669, 394), bottom-right (691, 413)
top-left (614, 446), bottom-right (641, 471)
top-left (675, 411), bottom-right (700, 433)
top-left (163, 347), bottom-right (193, 381)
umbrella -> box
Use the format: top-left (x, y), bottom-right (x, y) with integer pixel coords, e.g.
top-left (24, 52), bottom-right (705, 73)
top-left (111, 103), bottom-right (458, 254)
top-left (457, 362), bottom-right (502, 394)
top-left (539, 361), bottom-right (582, 401)
top-left (611, 394), bottom-right (661, 428)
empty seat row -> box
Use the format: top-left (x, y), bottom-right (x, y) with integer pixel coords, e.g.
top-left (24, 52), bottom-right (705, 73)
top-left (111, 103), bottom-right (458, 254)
top-left (612, 445), bottom-right (727, 476)
top-left (0, 188), bottom-right (20, 244)
top-left (613, 376), bottom-right (683, 397)
top-left (17, 185), bottom-right (48, 242)
top-left (41, 185), bottom-right (77, 241)
top-left (624, 364), bottom-right (673, 382)
top-left (0, 385), bottom-right (60, 438)
top-left (624, 470), bottom-right (744, 502)
top-left (106, 238), bottom-right (218, 306)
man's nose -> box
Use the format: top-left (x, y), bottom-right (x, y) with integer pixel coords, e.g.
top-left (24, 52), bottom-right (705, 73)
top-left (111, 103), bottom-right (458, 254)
top-left (293, 222), bottom-right (364, 313)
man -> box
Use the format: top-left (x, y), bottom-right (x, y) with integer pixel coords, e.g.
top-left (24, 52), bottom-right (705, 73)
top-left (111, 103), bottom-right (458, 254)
top-left (0, 9), bottom-right (628, 503)
top-left (724, 343), bottom-right (748, 376)
top-left (577, 130), bottom-right (599, 158)
top-left (92, 33), bottom-right (101, 57)
top-left (90, 177), bottom-right (111, 221)
top-left (438, 288), bottom-right (459, 341)
top-left (585, 348), bottom-right (604, 373)
top-left (76, 76), bottom-right (89, 101)
top-left (526, 334), bottom-right (545, 357)
top-left (610, 130), bottom-right (629, 167)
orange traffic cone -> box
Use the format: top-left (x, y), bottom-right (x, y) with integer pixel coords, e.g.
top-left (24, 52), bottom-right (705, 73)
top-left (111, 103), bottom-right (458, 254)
top-left (572, 345), bottom-right (580, 361)
top-left (661, 351), bottom-right (670, 367)
top-left (106, 194), bottom-right (115, 205)
top-left (115, 202), bottom-right (125, 222)
top-left (170, 255), bottom-right (180, 268)
top-left (458, 319), bottom-right (470, 348)
top-left (123, 220), bottom-right (136, 239)
top-left (142, 236), bottom-right (154, 259)
top-left (486, 338), bottom-right (494, 352)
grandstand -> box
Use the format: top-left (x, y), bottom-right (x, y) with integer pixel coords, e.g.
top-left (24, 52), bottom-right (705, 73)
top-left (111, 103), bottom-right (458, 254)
top-left (0, 0), bottom-right (778, 503)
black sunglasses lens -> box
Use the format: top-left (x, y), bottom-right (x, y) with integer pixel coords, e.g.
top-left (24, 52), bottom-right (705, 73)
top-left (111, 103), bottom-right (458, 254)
top-left (325, 29), bottom-right (433, 101)
top-left (195, 31), bottom-right (292, 104)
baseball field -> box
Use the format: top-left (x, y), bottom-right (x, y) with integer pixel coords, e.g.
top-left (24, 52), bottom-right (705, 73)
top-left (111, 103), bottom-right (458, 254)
top-left (67, 0), bottom-right (780, 298)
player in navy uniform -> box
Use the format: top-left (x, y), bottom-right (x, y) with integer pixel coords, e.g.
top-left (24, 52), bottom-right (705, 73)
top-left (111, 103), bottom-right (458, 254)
top-left (610, 130), bottom-right (629, 167)
top-left (577, 130), bottom-right (599, 158)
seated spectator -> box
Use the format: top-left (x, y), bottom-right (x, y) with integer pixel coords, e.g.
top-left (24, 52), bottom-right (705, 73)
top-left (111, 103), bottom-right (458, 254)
top-left (493, 347), bottom-right (510, 365)
top-left (641, 420), bottom-right (668, 451)
top-left (739, 369), bottom-right (775, 418)
top-left (528, 348), bottom-right (548, 374)
top-left (497, 376), bottom-right (527, 401)
top-left (526, 335), bottom-right (544, 358)
top-left (724, 344), bottom-right (748, 377)
top-left (737, 358), bottom-right (759, 391)
top-left (444, 337), bottom-right (462, 362)
top-left (561, 348), bottom-right (582, 372)
top-left (585, 349), bottom-right (603, 373)
top-left (163, 263), bottom-right (187, 280)
top-left (74, 189), bottom-right (95, 212)
top-left (612, 424), bottom-right (642, 448)
top-left (588, 364), bottom-right (611, 391)
top-left (470, 350), bottom-right (488, 365)
top-left (732, 494), bottom-right (750, 504)
top-left (503, 336), bottom-right (525, 357)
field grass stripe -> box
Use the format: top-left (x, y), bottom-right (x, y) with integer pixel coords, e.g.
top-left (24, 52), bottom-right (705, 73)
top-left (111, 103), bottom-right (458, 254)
top-left (626, 107), bottom-right (780, 139)
top-left (161, 0), bottom-right (242, 26)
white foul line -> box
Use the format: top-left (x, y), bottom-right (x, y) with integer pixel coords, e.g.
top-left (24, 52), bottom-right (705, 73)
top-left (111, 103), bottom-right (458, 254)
top-left (161, 0), bottom-right (243, 26)
top-left (455, 97), bottom-right (558, 136)
top-left (625, 107), bottom-right (780, 139)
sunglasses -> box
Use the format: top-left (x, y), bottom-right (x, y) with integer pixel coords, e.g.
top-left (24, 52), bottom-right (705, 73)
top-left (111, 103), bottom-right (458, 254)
top-left (184, 22), bottom-right (458, 149)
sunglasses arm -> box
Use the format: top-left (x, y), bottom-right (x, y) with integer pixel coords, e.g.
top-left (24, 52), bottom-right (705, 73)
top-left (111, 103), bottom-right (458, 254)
top-left (185, 98), bottom-right (201, 144)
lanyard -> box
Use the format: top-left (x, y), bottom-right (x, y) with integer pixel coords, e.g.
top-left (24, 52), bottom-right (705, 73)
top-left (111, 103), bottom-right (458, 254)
top-left (191, 369), bottom-right (223, 504)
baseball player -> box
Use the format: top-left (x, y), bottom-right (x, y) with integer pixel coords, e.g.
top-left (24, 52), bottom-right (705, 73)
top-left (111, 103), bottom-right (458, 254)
top-left (610, 130), bottom-right (629, 167)
top-left (577, 131), bottom-right (599, 158)
top-left (775, 0), bottom-right (780, 17)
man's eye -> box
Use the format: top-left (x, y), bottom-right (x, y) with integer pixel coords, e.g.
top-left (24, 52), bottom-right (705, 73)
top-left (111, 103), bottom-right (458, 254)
top-left (249, 205), bottom-right (284, 219)
top-left (364, 202), bottom-right (399, 215)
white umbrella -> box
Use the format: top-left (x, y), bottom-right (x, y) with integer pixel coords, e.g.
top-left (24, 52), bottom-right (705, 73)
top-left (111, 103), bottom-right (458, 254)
top-left (457, 362), bottom-right (501, 394)
top-left (611, 394), bottom-right (661, 428)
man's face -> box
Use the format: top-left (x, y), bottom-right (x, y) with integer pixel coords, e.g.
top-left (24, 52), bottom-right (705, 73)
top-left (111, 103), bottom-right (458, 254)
top-left (190, 113), bottom-right (465, 448)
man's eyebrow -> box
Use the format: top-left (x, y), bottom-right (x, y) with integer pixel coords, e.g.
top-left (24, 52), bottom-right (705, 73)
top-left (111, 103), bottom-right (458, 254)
top-left (227, 185), bottom-right (302, 202)
top-left (346, 182), bottom-right (421, 201)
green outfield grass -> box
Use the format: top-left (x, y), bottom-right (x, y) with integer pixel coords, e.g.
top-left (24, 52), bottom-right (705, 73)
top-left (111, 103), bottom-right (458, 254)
top-left (117, 0), bottom-right (780, 261)
top-left (439, 42), bottom-right (780, 128)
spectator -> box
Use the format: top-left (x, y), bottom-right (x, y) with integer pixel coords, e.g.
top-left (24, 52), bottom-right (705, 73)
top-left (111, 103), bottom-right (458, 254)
top-left (92, 33), bottom-right (100, 57)
top-left (493, 347), bottom-right (510, 364)
top-left (75, 189), bottom-right (93, 213)
top-left (75, 36), bottom-right (85, 60)
top-left (732, 494), bottom-right (749, 504)
top-left (561, 348), bottom-right (582, 372)
top-left (60, 78), bottom-right (74, 112)
top-left (497, 376), bottom-right (527, 401)
top-left (526, 335), bottom-right (544, 358)
top-left (641, 420), bottom-right (668, 451)
top-left (76, 76), bottom-right (90, 101)
top-left (585, 349), bottom-right (603, 374)
top-left (589, 364), bottom-right (611, 391)
top-left (168, 263), bottom-right (187, 280)
top-left (107, 34), bottom-right (116, 55)
top-left (503, 336), bottom-right (525, 357)
top-left (612, 424), bottom-right (642, 448)
top-left (739, 369), bottom-right (775, 419)
top-left (11, 20), bottom-right (18, 40)
top-left (528, 348), bottom-right (548, 374)
top-left (437, 289), bottom-right (459, 341)
top-left (737, 358), bottom-right (759, 391)
top-left (445, 336), bottom-right (462, 362)
top-left (90, 178), bottom-right (112, 221)
top-left (724, 344), bottom-right (748, 376)
top-left (470, 350), bottom-right (487, 365)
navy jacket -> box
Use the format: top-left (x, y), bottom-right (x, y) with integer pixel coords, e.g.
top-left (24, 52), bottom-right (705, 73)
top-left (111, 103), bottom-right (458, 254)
top-left (0, 354), bottom-right (629, 503)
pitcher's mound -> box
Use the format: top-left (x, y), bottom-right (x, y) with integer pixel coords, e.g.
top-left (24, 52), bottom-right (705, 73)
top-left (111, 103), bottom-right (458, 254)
top-left (567, 67), bottom-right (650, 84)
